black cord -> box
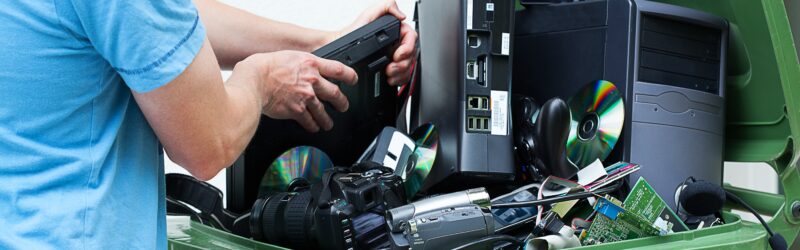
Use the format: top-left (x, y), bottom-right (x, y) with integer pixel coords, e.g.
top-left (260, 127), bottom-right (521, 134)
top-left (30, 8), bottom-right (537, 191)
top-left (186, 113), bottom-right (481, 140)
top-left (725, 190), bottom-right (774, 236)
top-left (451, 235), bottom-right (525, 250)
top-left (491, 181), bottom-right (622, 208)
top-left (725, 190), bottom-right (787, 250)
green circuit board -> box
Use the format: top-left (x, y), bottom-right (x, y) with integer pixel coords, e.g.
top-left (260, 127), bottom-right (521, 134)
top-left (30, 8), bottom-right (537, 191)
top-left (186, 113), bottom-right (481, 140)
top-left (624, 177), bottom-right (689, 232)
top-left (582, 197), bottom-right (661, 245)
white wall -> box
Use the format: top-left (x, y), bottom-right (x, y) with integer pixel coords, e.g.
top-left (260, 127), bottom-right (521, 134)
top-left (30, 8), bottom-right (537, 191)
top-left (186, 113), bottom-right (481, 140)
top-left (164, 0), bottom-right (417, 202)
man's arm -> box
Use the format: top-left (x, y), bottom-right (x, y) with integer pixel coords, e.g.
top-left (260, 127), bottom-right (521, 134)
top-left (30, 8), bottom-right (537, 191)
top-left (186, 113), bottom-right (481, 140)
top-left (133, 39), bottom-right (357, 180)
top-left (193, 0), bottom-right (331, 68)
top-left (194, 0), bottom-right (417, 86)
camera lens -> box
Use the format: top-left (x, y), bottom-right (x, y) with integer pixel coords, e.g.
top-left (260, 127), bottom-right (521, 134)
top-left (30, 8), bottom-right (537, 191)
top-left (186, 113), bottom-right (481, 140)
top-left (284, 192), bottom-right (315, 248)
top-left (251, 191), bottom-right (316, 249)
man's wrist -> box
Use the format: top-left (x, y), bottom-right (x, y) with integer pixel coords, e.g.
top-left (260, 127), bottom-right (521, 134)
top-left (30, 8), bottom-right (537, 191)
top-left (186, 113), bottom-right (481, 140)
top-left (310, 30), bottom-right (336, 52)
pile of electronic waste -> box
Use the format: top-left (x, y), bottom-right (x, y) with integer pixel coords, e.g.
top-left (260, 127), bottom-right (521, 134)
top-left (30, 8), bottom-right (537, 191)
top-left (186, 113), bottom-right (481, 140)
top-left (165, 0), bottom-right (788, 249)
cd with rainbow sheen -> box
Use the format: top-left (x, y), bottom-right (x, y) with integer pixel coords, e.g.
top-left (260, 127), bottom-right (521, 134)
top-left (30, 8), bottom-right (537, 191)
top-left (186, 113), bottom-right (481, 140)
top-left (401, 123), bottom-right (438, 199)
top-left (258, 146), bottom-right (333, 196)
top-left (566, 80), bottom-right (625, 168)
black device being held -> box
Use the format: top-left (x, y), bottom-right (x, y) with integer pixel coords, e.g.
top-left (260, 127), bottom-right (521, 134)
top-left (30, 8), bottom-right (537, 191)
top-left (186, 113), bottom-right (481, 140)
top-left (676, 177), bottom-right (787, 250)
top-left (228, 15), bottom-right (402, 213)
top-left (250, 164), bottom-right (406, 250)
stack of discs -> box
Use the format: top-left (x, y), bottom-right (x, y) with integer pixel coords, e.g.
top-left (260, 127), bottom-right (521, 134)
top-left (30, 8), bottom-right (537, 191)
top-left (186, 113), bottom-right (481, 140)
top-left (401, 123), bottom-right (439, 198)
top-left (566, 80), bottom-right (625, 168)
top-left (258, 146), bottom-right (334, 197)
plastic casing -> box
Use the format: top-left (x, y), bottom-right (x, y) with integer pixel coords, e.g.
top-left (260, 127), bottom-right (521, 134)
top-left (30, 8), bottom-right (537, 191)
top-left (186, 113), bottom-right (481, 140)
top-left (414, 0), bottom-right (516, 195)
top-left (575, 0), bottom-right (800, 248)
top-left (514, 0), bottom-right (727, 210)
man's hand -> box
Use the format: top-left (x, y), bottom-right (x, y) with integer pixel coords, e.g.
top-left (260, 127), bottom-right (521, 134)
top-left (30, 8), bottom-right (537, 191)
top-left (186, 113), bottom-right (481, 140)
top-left (236, 51), bottom-right (358, 132)
top-left (135, 41), bottom-right (358, 180)
top-left (328, 0), bottom-right (418, 86)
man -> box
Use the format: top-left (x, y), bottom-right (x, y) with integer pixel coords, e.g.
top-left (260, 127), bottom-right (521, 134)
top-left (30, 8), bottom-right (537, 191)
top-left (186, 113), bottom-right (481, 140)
top-left (0, 0), bottom-right (416, 248)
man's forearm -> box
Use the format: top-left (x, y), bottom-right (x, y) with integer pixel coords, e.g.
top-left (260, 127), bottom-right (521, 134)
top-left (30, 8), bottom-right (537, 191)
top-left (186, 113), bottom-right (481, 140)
top-left (194, 0), bottom-right (332, 69)
top-left (134, 40), bottom-right (264, 180)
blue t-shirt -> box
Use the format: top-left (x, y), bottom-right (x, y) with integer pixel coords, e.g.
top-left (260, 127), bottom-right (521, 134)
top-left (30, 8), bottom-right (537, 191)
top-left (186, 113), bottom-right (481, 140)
top-left (0, 1), bottom-right (205, 249)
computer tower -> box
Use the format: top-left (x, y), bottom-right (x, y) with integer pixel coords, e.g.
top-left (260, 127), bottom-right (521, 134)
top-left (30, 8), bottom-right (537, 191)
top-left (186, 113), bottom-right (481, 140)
top-left (514, 0), bottom-right (727, 210)
top-left (415, 0), bottom-right (516, 195)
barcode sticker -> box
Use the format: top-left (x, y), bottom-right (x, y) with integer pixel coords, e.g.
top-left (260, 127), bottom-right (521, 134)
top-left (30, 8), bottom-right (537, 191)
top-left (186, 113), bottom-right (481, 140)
top-left (467, 0), bottom-right (474, 29)
top-left (491, 90), bottom-right (509, 135)
top-left (501, 33), bottom-right (510, 55)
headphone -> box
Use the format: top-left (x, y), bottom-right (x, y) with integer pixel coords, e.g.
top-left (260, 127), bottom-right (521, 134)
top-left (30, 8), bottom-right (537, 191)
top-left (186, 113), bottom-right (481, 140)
top-left (676, 177), bottom-right (786, 250)
top-left (512, 95), bottom-right (579, 180)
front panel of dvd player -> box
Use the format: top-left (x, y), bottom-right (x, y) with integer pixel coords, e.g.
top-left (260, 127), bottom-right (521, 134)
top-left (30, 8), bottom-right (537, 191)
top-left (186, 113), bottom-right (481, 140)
top-left (628, 1), bottom-right (728, 211)
top-left (417, 0), bottom-right (515, 195)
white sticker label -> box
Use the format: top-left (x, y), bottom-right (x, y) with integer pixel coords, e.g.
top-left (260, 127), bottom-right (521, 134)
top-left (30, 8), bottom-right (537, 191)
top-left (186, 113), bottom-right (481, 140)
top-left (384, 131), bottom-right (416, 171)
top-left (501, 33), bottom-right (510, 55)
top-left (486, 3), bottom-right (495, 11)
top-left (467, 0), bottom-right (474, 29)
top-left (490, 90), bottom-right (509, 135)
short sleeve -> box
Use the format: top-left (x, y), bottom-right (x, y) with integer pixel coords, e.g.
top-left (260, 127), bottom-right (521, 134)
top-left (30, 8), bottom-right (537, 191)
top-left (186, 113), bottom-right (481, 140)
top-left (56, 0), bottom-right (206, 93)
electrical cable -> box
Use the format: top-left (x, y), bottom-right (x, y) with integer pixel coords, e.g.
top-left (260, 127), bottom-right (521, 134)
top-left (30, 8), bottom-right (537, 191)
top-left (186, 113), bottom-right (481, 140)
top-left (397, 45), bottom-right (421, 97)
top-left (725, 190), bottom-right (784, 249)
top-left (451, 234), bottom-right (525, 250)
top-left (491, 181), bottom-right (622, 208)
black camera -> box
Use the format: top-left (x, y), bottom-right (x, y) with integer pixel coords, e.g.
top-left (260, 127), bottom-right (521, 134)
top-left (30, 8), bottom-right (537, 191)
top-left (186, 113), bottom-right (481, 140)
top-left (250, 165), bottom-right (406, 249)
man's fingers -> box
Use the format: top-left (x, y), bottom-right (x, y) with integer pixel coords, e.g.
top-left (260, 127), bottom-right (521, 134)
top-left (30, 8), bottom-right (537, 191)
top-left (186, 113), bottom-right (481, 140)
top-left (307, 98), bottom-right (334, 131)
top-left (393, 23), bottom-right (417, 62)
top-left (316, 57), bottom-right (358, 86)
top-left (386, 60), bottom-right (412, 78)
top-left (378, 0), bottom-right (406, 20)
top-left (312, 76), bottom-right (350, 112)
top-left (388, 73), bottom-right (412, 87)
top-left (295, 109), bottom-right (320, 133)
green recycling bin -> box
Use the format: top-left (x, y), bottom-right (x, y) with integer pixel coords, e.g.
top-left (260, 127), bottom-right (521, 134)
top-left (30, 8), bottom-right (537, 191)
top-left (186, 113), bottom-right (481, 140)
top-left (167, 0), bottom-right (800, 249)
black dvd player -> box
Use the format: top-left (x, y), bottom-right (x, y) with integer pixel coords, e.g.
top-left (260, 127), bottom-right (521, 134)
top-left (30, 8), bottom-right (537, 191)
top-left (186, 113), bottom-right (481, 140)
top-left (227, 15), bottom-right (402, 213)
top-left (313, 15), bottom-right (401, 71)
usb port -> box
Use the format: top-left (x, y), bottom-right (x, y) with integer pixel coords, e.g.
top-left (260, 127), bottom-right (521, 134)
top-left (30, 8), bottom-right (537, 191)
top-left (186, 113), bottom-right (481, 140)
top-left (468, 35), bottom-right (481, 48)
top-left (467, 96), bottom-right (490, 111)
top-left (467, 116), bottom-right (491, 133)
top-left (466, 60), bottom-right (477, 80)
top-left (476, 56), bottom-right (487, 87)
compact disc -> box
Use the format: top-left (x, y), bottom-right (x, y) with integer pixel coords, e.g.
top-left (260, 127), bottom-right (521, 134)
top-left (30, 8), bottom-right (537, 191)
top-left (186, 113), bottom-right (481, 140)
top-left (402, 123), bottom-right (439, 198)
top-left (566, 80), bottom-right (625, 168)
top-left (258, 146), bottom-right (334, 196)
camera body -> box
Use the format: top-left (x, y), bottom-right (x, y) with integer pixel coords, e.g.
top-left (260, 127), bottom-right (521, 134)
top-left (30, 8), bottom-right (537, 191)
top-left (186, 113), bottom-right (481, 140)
top-left (387, 188), bottom-right (494, 249)
top-left (251, 167), bottom-right (406, 249)
top-left (397, 204), bottom-right (494, 250)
